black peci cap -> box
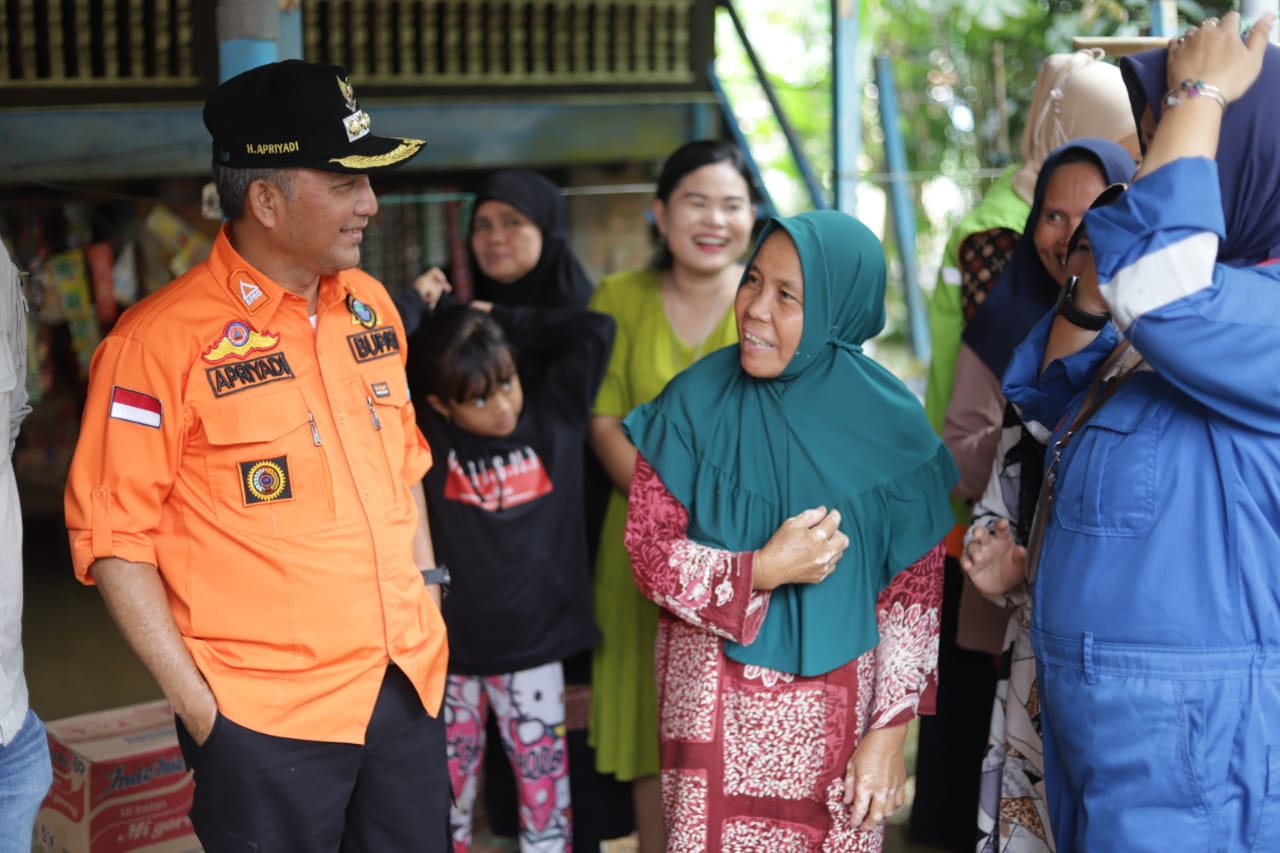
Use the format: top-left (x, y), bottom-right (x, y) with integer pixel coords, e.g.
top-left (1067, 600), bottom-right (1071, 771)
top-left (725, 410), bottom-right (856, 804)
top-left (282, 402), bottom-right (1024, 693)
top-left (203, 60), bottom-right (425, 174)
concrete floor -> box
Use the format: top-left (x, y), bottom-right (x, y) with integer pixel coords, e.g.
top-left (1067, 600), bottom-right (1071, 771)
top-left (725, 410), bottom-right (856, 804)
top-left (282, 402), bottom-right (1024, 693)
top-left (20, 512), bottom-right (946, 853)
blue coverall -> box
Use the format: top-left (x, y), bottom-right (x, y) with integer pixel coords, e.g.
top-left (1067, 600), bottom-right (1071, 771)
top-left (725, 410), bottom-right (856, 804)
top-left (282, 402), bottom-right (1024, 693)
top-left (1004, 158), bottom-right (1280, 852)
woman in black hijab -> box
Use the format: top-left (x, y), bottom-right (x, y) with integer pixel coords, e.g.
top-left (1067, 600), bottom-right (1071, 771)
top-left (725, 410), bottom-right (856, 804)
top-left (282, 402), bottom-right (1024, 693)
top-left (398, 169), bottom-right (594, 335)
top-left (468, 169), bottom-right (594, 308)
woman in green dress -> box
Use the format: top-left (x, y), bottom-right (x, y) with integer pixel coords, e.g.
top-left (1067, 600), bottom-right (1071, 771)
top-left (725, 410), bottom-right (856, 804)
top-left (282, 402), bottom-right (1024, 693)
top-left (587, 139), bottom-right (757, 853)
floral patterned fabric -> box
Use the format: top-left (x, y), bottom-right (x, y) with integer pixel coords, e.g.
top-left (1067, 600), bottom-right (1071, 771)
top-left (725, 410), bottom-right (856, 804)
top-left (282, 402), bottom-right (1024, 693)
top-left (969, 411), bottom-right (1053, 853)
top-left (959, 228), bottom-right (1020, 322)
top-left (625, 456), bottom-right (945, 852)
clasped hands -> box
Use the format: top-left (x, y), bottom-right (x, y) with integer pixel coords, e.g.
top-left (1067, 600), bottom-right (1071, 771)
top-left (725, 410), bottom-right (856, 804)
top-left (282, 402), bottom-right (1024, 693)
top-left (752, 506), bottom-right (848, 591)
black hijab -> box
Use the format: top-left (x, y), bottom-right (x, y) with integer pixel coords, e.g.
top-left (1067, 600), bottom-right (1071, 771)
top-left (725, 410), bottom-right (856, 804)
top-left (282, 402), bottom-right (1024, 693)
top-left (962, 138), bottom-right (1134, 379)
top-left (469, 169), bottom-right (594, 308)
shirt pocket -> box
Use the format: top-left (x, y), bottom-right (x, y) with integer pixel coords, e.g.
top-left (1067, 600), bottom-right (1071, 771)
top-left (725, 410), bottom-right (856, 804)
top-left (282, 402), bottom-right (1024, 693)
top-left (1052, 389), bottom-right (1164, 538)
top-left (361, 373), bottom-right (412, 495)
top-left (199, 388), bottom-right (336, 538)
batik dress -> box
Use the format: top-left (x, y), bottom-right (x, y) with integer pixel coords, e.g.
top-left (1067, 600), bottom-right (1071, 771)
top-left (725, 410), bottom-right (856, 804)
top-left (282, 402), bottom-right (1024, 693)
top-left (625, 456), bottom-right (944, 853)
top-left (969, 409), bottom-right (1052, 853)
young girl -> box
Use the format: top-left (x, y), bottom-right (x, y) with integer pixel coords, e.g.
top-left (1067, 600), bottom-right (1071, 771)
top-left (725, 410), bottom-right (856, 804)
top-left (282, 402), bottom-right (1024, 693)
top-left (407, 302), bottom-right (615, 853)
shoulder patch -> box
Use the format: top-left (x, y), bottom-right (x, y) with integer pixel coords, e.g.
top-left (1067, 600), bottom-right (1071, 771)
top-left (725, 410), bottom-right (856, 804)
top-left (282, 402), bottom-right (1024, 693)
top-left (108, 386), bottom-right (162, 429)
top-left (230, 269), bottom-right (271, 314)
top-left (346, 294), bottom-right (378, 328)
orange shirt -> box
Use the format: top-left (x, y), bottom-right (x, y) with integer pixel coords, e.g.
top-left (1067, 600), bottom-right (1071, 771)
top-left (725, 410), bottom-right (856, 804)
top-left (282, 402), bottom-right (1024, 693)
top-left (65, 227), bottom-right (447, 744)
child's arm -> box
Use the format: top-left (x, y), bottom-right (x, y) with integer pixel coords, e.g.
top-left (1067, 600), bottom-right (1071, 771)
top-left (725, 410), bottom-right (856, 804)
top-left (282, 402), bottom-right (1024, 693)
top-left (489, 305), bottom-right (616, 416)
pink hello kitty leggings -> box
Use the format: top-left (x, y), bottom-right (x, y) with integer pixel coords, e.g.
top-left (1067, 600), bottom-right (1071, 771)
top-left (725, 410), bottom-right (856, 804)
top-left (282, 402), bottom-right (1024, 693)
top-left (444, 662), bottom-right (571, 853)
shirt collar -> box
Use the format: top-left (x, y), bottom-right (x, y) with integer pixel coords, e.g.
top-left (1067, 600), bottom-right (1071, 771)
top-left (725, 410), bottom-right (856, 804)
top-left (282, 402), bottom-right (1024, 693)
top-left (205, 225), bottom-right (360, 324)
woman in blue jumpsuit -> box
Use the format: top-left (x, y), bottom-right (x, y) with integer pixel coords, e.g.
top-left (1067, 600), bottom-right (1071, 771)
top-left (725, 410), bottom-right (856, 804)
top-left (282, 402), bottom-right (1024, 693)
top-left (1000, 13), bottom-right (1280, 851)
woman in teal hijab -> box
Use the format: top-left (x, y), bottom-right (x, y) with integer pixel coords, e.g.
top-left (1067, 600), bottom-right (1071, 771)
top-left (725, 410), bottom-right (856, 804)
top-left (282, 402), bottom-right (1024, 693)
top-left (622, 210), bottom-right (957, 851)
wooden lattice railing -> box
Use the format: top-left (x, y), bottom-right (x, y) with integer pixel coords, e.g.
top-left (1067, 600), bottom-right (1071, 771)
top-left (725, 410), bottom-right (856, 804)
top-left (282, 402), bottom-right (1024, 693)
top-left (305, 0), bottom-right (699, 86)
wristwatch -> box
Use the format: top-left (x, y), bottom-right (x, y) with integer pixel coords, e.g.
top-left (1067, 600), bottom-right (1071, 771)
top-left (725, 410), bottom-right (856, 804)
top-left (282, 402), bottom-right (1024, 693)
top-left (421, 565), bottom-right (451, 597)
top-left (1057, 275), bottom-right (1110, 331)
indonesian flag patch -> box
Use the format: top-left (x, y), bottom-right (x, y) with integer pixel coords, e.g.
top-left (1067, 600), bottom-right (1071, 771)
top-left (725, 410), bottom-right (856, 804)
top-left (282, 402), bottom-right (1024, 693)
top-left (109, 386), bottom-right (162, 429)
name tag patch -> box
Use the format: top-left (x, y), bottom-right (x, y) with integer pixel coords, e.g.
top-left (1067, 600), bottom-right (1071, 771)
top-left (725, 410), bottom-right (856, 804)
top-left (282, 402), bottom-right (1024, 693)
top-left (239, 456), bottom-right (293, 505)
top-left (347, 326), bottom-right (400, 363)
top-left (371, 381), bottom-right (391, 398)
top-left (206, 352), bottom-right (295, 397)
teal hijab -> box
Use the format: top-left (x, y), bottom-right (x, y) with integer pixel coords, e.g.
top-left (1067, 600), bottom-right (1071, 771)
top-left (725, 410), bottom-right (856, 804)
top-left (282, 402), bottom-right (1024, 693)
top-left (623, 211), bottom-right (957, 676)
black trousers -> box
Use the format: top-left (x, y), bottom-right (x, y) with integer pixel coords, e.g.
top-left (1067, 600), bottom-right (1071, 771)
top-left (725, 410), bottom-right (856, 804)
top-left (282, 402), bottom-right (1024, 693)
top-left (908, 557), bottom-right (998, 852)
top-left (176, 665), bottom-right (451, 853)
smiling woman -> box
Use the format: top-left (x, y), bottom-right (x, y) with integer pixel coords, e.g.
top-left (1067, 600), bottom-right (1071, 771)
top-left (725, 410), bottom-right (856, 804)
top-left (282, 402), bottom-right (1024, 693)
top-left (468, 169), bottom-right (595, 309)
top-left (736, 229), bottom-right (805, 378)
top-left (945, 139), bottom-right (1134, 504)
top-left (618, 210), bottom-right (957, 852)
top-left (587, 139), bottom-right (757, 853)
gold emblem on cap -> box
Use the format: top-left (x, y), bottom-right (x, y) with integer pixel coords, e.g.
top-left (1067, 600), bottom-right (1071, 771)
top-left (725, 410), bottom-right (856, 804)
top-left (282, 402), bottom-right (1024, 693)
top-left (328, 138), bottom-right (426, 169)
top-left (337, 75), bottom-right (358, 112)
top-left (343, 110), bottom-right (372, 143)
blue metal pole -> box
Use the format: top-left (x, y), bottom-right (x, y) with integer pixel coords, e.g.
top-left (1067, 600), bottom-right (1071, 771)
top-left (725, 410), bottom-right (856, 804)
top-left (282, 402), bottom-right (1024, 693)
top-left (217, 1), bottom-right (280, 82)
top-left (707, 63), bottom-right (778, 219)
top-left (832, 0), bottom-right (860, 215)
top-left (874, 53), bottom-right (929, 362)
top-left (690, 101), bottom-right (715, 142)
top-left (719, 0), bottom-right (828, 210)
top-left (278, 5), bottom-right (304, 61)
top-left (1148, 1), bottom-right (1177, 37)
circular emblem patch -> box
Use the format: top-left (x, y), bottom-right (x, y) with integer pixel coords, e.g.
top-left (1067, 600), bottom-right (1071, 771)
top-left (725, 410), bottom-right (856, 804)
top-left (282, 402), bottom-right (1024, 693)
top-left (347, 295), bottom-right (377, 328)
top-left (225, 321), bottom-right (251, 347)
top-left (245, 460), bottom-right (288, 502)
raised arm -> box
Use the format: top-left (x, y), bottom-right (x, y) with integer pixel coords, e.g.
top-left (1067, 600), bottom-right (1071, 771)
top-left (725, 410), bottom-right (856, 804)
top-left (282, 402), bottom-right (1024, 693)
top-left (1087, 13), bottom-right (1280, 429)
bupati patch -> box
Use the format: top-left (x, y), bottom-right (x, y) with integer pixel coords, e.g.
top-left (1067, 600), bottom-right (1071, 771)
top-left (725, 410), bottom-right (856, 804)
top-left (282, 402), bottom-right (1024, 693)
top-left (370, 381), bottom-right (391, 398)
top-left (346, 294), bottom-right (378, 328)
top-left (239, 456), bottom-right (293, 505)
top-left (203, 321), bottom-right (280, 364)
top-left (347, 325), bottom-right (399, 362)
top-left (206, 352), bottom-right (295, 397)
top-left (109, 386), bottom-right (162, 429)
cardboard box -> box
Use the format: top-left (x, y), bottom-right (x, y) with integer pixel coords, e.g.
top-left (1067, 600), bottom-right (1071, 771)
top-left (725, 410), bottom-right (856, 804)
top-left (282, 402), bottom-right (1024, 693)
top-left (35, 700), bottom-right (200, 853)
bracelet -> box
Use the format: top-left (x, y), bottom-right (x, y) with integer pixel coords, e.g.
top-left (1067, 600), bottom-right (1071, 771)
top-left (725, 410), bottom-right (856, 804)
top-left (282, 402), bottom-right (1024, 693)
top-left (1163, 79), bottom-right (1228, 111)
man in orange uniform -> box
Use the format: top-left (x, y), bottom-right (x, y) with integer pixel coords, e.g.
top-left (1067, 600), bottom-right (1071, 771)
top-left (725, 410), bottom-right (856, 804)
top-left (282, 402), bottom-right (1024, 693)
top-left (64, 61), bottom-right (450, 852)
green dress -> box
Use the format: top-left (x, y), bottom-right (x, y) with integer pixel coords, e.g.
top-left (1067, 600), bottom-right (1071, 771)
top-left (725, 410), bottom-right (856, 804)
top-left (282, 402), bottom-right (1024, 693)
top-left (587, 267), bottom-right (738, 780)
top-left (922, 166), bottom-right (1030, 524)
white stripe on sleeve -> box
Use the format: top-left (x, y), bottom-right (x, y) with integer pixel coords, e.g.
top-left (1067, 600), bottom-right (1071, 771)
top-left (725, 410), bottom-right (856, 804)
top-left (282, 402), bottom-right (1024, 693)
top-left (1099, 231), bottom-right (1219, 331)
